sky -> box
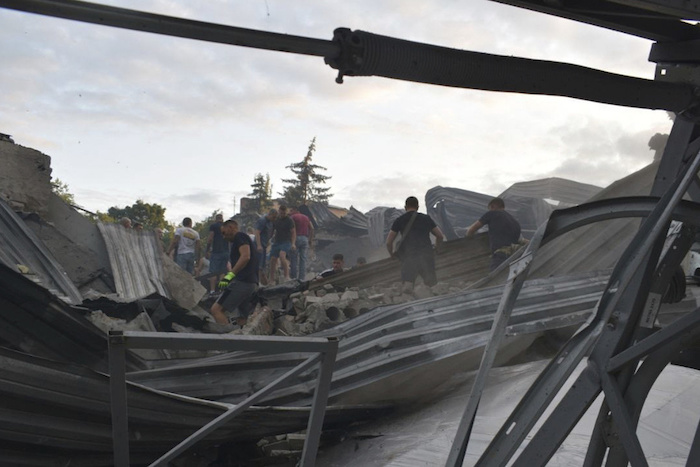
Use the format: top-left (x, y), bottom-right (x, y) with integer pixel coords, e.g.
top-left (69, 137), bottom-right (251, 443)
top-left (0, 1), bottom-right (674, 224)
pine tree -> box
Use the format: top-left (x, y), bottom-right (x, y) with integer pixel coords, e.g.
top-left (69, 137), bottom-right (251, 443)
top-left (281, 137), bottom-right (331, 206)
top-left (249, 173), bottom-right (273, 212)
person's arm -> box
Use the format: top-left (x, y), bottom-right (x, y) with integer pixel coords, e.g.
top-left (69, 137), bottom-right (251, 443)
top-left (206, 231), bottom-right (214, 255)
top-left (308, 221), bottom-right (315, 244)
top-left (466, 220), bottom-right (484, 237)
top-left (254, 228), bottom-right (263, 251)
top-left (432, 226), bottom-right (445, 253)
top-left (231, 244), bottom-right (251, 274)
top-left (290, 224), bottom-right (297, 250)
top-left (386, 230), bottom-right (398, 257)
top-left (167, 234), bottom-right (180, 257)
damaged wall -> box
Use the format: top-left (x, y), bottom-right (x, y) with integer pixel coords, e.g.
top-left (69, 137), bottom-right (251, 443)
top-left (0, 140), bottom-right (52, 214)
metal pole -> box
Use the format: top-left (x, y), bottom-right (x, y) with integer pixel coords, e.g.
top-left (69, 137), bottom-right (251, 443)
top-left (108, 330), bottom-right (130, 467)
top-left (300, 337), bottom-right (339, 467)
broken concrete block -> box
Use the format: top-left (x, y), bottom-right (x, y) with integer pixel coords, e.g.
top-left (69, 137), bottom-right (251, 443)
top-left (325, 306), bottom-right (341, 322)
top-left (340, 290), bottom-right (359, 301)
top-left (286, 433), bottom-right (306, 451)
top-left (241, 306), bottom-right (273, 335)
top-left (274, 315), bottom-right (301, 336)
top-left (343, 306), bottom-right (358, 319)
top-left (323, 283), bottom-right (335, 291)
top-left (413, 284), bottom-right (433, 299)
top-left (367, 293), bottom-right (384, 301)
top-left (322, 292), bottom-right (340, 302)
top-left (315, 289), bottom-right (327, 297)
top-left (304, 295), bottom-right (325, 304)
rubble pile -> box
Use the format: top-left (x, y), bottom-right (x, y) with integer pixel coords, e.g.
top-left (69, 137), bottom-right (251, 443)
top-left (273, 279), bottom-right (470, 336)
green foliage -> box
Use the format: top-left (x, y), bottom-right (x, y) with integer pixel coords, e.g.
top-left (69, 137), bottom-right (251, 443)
top-left (248, 173), bottom-right (273, 213)
top-left (280, 137), bottom-right (332, 206)
top-left (106, 199), bottom-right (169, 230)
top-left (50, 178), bottom-right (76, 205)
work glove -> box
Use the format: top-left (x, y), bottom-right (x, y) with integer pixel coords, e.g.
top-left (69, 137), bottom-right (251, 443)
top-left (218, 272), bottom-right (235, 290)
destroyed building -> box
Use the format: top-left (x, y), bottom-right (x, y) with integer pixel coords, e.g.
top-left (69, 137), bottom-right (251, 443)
top-left (3, 1), bottom-right (700, 466)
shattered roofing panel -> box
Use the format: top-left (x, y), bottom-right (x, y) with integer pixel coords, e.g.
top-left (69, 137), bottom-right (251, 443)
top-left (307, 202), bottom-right (367, 236)
top-left (425, 186), bottom-right (493, 240)
top-left (130, 270), bottom-right (612, 407)
top-left (0, 346), bottom-right (388, 465)
top-left (426, 185), bottom-right (557, 240)
top-left (0, 262), bottom-right (144, 372)
top-left (311, 234), bottom-right (492, 289)
top-left (499, 177), bottom-right (602, 207)
top-left (0, 197), bottom-right (83, 304)
top-left (97, 223), bottom-right (170, 301)
top-left (367, 206), bottom-right (404, 247)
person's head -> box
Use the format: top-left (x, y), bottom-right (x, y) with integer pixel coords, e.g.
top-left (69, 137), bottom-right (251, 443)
top-left (246, 226), bottom-right (254, 235)
top-left (220, 219), bottom-right (240, 241)
top-left (154, 228), bottom-right (164, 238)
top-left (133, 222), bottom-right (143, 231)
top-left (119, 217), bottom-right (132, 229)
top-left (332, 253), bottom-right (344, 272)
top-left (488, 197), bottom-right (506, 211)
top-left (356, 256), bottom-right (366, 266)
top-left (405, 196), bottom-right (419, 211)
top-left (289, 206), bottom-right (299, 214)
top-left (182, 217), bottom-right (193, 227)
top-left (278, 205), bottom-right (288, 218)
top-left (266, 208), bottom-right (278, 221)
top-left (215, 213), bottom-right (224, 222)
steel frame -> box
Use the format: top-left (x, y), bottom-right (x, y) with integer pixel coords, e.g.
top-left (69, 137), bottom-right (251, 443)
top-left (108, 331), bottom-right (338, 467)
top-left (446, 114), bottom-right (700, 466)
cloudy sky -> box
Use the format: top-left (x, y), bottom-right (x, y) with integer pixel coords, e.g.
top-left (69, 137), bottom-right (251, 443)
top-left (0, 1), bottom-right (673, 223)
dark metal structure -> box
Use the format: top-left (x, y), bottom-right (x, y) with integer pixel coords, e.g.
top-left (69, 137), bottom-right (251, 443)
top-left (3, 0), bottom-right (700, 465)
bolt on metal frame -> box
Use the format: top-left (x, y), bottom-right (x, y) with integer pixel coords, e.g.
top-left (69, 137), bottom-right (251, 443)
top-left (108, 330), bottom-right (338, 467)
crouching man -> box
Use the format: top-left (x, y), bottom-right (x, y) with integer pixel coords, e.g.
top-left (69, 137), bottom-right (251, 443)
top-left (208, 220), bottom-right (259, 332)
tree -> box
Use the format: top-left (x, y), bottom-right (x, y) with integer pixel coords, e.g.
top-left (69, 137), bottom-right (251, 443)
top-left (280, 137), bottom-right (332, 206)
top-left (248, 173), bottom-right (273, 213)
top-left (107, 200), bottom-right (169, 230)
top-left (51, 178), bottom-right (76, 205)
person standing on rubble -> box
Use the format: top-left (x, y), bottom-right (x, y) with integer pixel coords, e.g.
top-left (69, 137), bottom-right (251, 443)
top-left (208, 219), bottom-right (259, 332)
top-left (386, 196), bottom-right (444, 293)
top-left (289, 205), bottom-right (314, 281)
top-left (205, 213), bottom-right (229, 293)
top-left (254, 208), bottom-right (278, 285)
top-left (269, 205), bottom-right (296, 284)
top-left (167, 217), bottom-right (201, 275)
top-left (466, 197), bottom-right (524, 270)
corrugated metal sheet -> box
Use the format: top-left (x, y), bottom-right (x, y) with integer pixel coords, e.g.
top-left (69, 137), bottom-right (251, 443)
top-left (97, 223), bottom-right (170, 301)
top-left (312, 233), bottom-right (493, 289)
top-left (478, 162), bottom-right (661, 288)
top-left (425, 186), bottom-right (553, 240)
top-left (0, 261), bottom-right (145, 372)
top-left (130, 270), bottom-right (611, 407)
top-left (366, 206), bottom-right (404, 247)
top-left (0, 197), bottom-right (83, 304)
top-left (499, 177), bottom-right (602, 207)
top-left (0, 347), bottom-right (389, 466)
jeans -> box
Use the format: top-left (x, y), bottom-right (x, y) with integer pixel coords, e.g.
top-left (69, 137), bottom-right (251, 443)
top-left (176, 252), bottom-right (195, 274)
top-left (290, 235), bottom-right (309, 280)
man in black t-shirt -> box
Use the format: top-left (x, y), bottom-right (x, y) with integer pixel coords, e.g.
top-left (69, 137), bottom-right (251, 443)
top-left (208, 220), bottom-right (259, 331)
top-left (386, 196), bottom-right (444, 292)
top-left (466, 197), bottom-right (523, 270)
